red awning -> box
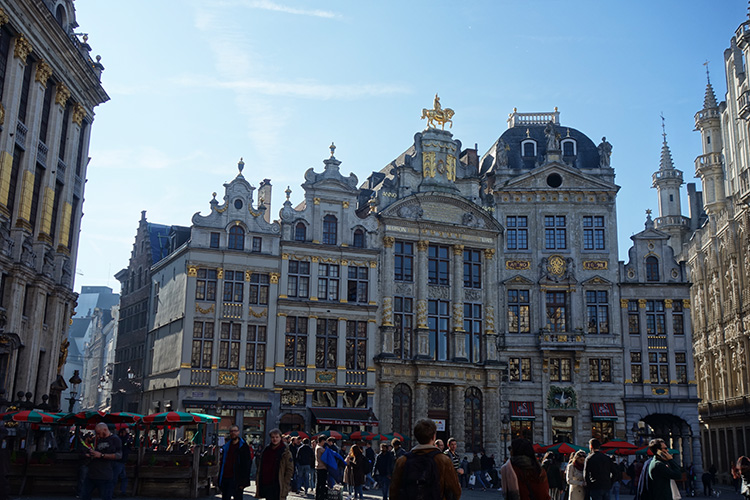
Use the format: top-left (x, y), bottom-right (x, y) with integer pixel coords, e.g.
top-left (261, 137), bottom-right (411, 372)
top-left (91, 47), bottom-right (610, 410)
top-left (591, 403), bottom-right (618, 421)
top-left (310, 408), bottom-right (378, 426)
top-left (510, 401), bottom-right (535, 420)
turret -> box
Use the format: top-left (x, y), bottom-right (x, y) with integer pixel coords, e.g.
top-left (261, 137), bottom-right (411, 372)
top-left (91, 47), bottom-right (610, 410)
top-left (653, 117), bottom-right (689, 255)
top-left (694, 67), bottom-right (726, 214)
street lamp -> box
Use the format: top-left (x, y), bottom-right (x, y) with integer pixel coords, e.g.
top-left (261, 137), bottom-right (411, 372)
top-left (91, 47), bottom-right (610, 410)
top-left (67, 370), bottom-right (82, 412)
top-left (501, 414), bottom-right (510, 461)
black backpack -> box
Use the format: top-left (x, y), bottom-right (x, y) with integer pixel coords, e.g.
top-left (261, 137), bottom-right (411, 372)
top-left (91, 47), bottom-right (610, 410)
top-left (399, 450), bottom-right (442, 500)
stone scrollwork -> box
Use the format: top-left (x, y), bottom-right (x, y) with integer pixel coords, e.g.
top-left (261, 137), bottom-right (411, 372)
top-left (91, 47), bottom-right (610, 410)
top-left (485, 306), bottom-right (495, 332)
top-left (382, 297), bottom-right (393, 326)
top-left (416, 299), bottom-right (428, 328)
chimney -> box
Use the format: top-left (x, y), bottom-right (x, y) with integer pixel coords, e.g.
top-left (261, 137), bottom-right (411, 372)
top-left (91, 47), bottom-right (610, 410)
top-left (258, 179), bottom-right (272, 223)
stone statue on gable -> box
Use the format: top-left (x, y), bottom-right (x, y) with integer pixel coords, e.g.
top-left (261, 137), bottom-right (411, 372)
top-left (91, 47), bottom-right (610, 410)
top-left (598, 137), bottom-right (613, 168)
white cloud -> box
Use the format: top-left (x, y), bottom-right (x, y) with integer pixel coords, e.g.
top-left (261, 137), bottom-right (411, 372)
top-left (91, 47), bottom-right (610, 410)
top-left (212, 0), bottom-right (340, 19)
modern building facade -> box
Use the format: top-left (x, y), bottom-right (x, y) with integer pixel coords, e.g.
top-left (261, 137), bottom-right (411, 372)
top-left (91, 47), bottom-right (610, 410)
top-left (0, 0), bottom-right (108, 410)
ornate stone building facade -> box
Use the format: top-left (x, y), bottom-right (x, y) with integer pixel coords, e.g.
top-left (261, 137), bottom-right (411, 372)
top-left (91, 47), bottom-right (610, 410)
top-left (0, 0), bottom-right (107, 409)
top-left (674, 11), bottom-right (750, 481)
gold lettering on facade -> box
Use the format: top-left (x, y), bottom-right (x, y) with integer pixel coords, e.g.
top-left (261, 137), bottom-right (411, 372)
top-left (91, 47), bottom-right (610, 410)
top-left (505, 260), bottom-right (531, 270)
top-left (582, 260), bottom-right (608, 271)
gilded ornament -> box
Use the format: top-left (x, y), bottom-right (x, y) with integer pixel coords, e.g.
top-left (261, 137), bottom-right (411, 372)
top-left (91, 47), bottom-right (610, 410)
top-left (195, 303), bottom-right (215, 315)
top-left (452, 244), bottom-right (464, 255)
top-left (215, 204), bottom-right (227, 213)
top-left (420, 94), bottom-right (455, 130)
top-left (547, 255), bottom-right (566, 276)
top-left (483, 248), bottom-right (495, 260)
top-left (417, 240), bottom-right (429, 252)
top-left (35, 60), bottom-right (52, 85)
top-left (187, 265), bottom-right (198, 277)
top-left (682, 299), bottom-right (691, 309)
top-left (506, 260), bottom-right (530, 270)
top-left (342, 201), bottom-right (349, 208)
top-left (446, 154), bottom-right (457, 181)
top-left (369, 261), bottom-right (377, 268)
top-left (218, 371), bottom-right (238, 386)
top-left (270, 272), bottom-right (279, 284)
top-left (72, 103), bottom-right (86, 125)
top-left (383, 236), bottom-right (395, 248)
top-left (582, 260), bottom-right (608, 271)
top-left (0, 8), bottom-right (8, 26)
top-left (0, 102), bottom-right (4, 126)
top-left (638, 299), bottom-right (647, 309)
top-left (249, 307), bottom-right (267, 318)
top-left (245, 270), bottom-right (252, 281)
top-left (422, 152), bottom-right (437, 178)
top-left (620, 299), bottom-right (629, 308)
top-left (313, 197), bottom-right (320, 205)
top-left (14, 35), bottom-right (32, 61)
top-left (55, 83), bottom-right (71, 107)
top-left (316, 371), bottom-right (336, 384)
top-left (217, 268), bottom-right (224, 279)
top-left (664, 299), bottom-right (673, 309)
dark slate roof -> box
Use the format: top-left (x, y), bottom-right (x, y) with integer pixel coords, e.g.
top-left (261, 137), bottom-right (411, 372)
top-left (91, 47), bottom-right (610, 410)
top-left (481, 124), bottom-right (600, 173)
top-left (148, 223), bottom-right (172, 263)
top-left (69, 317), bottom-right (92, 338)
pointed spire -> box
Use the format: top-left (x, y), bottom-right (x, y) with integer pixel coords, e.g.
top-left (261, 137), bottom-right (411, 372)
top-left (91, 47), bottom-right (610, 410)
top-left (659, 113), bottom-right (675, 171)
top-left (703, 61), bottom-right (718, 110)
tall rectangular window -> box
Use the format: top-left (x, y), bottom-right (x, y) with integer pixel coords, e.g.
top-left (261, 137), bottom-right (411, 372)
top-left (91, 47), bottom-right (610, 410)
top-left (7, 146), bottom-right (23, 215)
top-left (345, 321), bottom-right (367, 370)
top-left (549, 358), bottom-right (572, 382)
top-left (675, 352), bottom-right (687, 384)
top-left (195, 269), bottom-right (217, 301)
top-left (287, 260), bottom-right (310, 298)
top-left (323, 214), bottom-right (337, 245)
top-left (249, 273), bottom-right (269, 305)
top-left (646, 300), bottom-right (666, 335)
top-left (630, 352), bottom-right (642, 383)
top-left (586, 290), bottom-right (609, 334)
top-left (508, 290), bottom-right (530, 333)
top-left (284, 316), bottom-right (307, 367)
top-left (672, 300), bottom-right (684, 335)
top-left (246, 325), bottom-right (266, 371)
top-left (428, 299), bottom-right (449, 361)
top-left (347, 266), bottom-right (368, 303)
top-left (29, 164), bottom-right (45, 230)
top-left (75, 120), bottom-right (88, 176)
top-left (544, 215), bottom-right (566, 250)
top-left (394, 296), bottom-right (413, 359)
top-left (39, 78), bottom-right (54, 144)
top-left (506, 216), bottom-right (528, 250)
top-left (589, 358), bottom-right (612, 382)
top-left (17, 56), bottom-right (33, 124)
top-left (545, 291), bottom-right (566, 333)
top-left (219, 322), bottom-right (241, 369)
top-left (318, 263), bottom-right (340, 301)
top-left (464, 303), bottom-right (482, 363)
top-left (210, 232), bottom-right (220, 248)
top-left (628, 300), bottom-right (640, 334)
top-left (428, 245), bottom-right (450, 285)
top-left (648, 352), bottom-right (669, 384)
top-left (59, 102), bottom-right (71, 161)
top-left (315, 318), bottom-right (338, 369)
top-left (463, 249), bottom-right (481, 288)
top-left (583, 216), bottom-right (605, 250)
top-left (191, 321), bottom-right (214, 368)
top-left (222, 270), bottom-right (244, 303)
top-left (0, 27), bottom-right (11, 100)
top-left (252, 236), bottom-right (262, 252)
top-left (509, 357), bottom-right (532, 382)
top-left (394, 241), bottom-right (414, 282)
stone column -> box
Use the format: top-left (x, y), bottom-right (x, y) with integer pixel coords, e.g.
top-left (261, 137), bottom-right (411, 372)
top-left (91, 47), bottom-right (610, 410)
top-left (309, 256), bottom-right (319, 301)
top-left (483, 249), bottom-right (498, 362)
top-left (415, 382), bottom-right (428, 423)
top-left (451, 244), bottom-right (466, 361)
top-left (381, 237), bottom-right (395, 347)
top-left (451, 384), bottom-right (466, 454)
top-left (664, 299), bottom-right (677, 385)
top-left (337, 317), bottom-right (347, 386)
top-left (379, 380), bottom-right (394, 433)
top-left (484, 384), bottom-right (501, 458)
top-left (415, 240), bottom-right (430, 358)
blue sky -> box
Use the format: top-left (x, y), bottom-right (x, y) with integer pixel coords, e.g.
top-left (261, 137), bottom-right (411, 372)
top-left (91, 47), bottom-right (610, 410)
top-left (72, 0), bottom-right (746, 291)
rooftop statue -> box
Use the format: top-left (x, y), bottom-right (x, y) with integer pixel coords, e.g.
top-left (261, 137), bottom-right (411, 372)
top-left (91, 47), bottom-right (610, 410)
top-left (421, 94), bottom-right (455, 130)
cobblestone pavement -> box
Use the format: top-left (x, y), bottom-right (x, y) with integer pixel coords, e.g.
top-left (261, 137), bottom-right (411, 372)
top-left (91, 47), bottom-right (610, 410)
top-left (11, 481), bottom-right (745, 500)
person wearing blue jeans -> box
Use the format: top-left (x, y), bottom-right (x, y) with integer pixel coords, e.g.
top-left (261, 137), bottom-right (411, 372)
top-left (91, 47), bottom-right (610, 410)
top-left (373, 443), bottom-right (394, 500)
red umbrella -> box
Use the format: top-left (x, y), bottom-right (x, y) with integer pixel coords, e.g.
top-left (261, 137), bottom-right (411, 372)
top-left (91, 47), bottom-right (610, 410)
top-left (371, 434), bottom-right (391, 441)
top-left (389, 432), bottom-right (406, 441)
top-left (143, 411), bottom-right (214, 425)
top-left (314, 430), bottom-right (346, 440)
top-left (601, 440), bottom-right (637, 450)
top-left (284, 430), bottom-right (309, 438)
top-left (349, 431), bottom-right (375, 441)
top-left (0, 410), bottom-right (60, 424)
top-left (533, 443), bottom-right (545, 453)
top-left (542, 442), bottom-right (586, 455)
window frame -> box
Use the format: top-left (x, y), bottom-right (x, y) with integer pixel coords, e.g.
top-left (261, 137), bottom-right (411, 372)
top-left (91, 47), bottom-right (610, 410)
top-left (228, 225), bottom-right (245, 250)
top-left (428, 244), bottom-right (450, 286)
top-left (506, 216), bottom-right (528, 250)
top-left (318, 263), bottom-right (340, 302)
top-left (588, 358), bottom-right (612, 383)
top-left (507, 289), bottom-right (530, 334)
top-left (347, 265), bottom-right (369, 303)
top-left (545, 291), bottom-right (567, 333)
top-left (394, 241), bottom-right (414, 282)
top-left (245, 324), bottom-right (267, 371)
top-left (284, 316), bottom-right (308, 368)
top-left (394, 296), bottom-right (413, 359)
top-left (463, 249), bottom-right (482, 289)
top-left (315, 318), bottom-right (338, 369)
top-left (463, 302), bottom-right (482, 363)
top-left (544, 215), bottom-right (567, 250)
top-left (322, 214), bottom-right (338, 245)
top-left (585, 290), bottom-right (609, 334)
top-left (287, 260), bottom-right (310, 298)
top-left (646, 256), bottom-right (660, 281)
top-left (583, 216), bottom-right (605, 251)
top-left (428, 299), bottom-right (450, 361)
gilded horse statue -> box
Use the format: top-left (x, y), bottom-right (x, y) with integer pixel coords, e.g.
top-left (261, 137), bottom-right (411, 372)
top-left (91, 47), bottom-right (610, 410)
top-left (421, 94), bottom-right (455, 129)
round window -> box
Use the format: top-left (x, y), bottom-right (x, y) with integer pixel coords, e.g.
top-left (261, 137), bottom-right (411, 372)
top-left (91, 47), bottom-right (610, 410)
top-left (546, 173), bottom-right (563, 188)
top-left (234, 199), bottom-right (244, 210)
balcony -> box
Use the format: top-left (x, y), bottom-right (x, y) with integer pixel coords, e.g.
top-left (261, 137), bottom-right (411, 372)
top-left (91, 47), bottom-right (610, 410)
top-left (345, 370), bottom-right (366, 386)
top-left (737, 20), bottom-right (750, 48)
top-left (654, 215), bottom-right (690, 229)
top-left (15, 120), bottom-right (27, 148)
top-left (647, 336), bottom-right (667, 349)
top-left (245, 371), bottom-right (264, 388)
top-left (695, 152), bottom-right (723, 175)
top-left (538, 332), bottom-right (585, 351)
top-left (740, 89), bottom-right (750, 120)
top-left (57, 159), bottom-right (67, 181)
top-left (190, 369), bottom-right (211, 386)
top-left (284, 367), bottom-right (305, 384)
top-left (699, 396), bottom-right (750, 418)
top-left (222, 302), bottom-right (242, 319)
top-left (694, 107), bottom-right (720, 127)
top-left (37, 141), bottom-right (48, 167)
top-left (507, 109), bottom-right (560, 128)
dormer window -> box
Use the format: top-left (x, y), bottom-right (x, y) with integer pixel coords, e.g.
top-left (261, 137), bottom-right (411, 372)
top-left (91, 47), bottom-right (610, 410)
top-left (522, 140), bottom-right (537, 157)
top-left (228, 225), bottom-right (245, 250)
top-left (646, 256), bottom-right (659, 282)
top-left (55, 4), bottom-right (67, 28)
top-left (353, 228), bottom-right (365, 248)
top-left (561, 139), bottom-right (576, 156)
top-left (294, 222), bottom-right (307, 242)
top-left (323, 215), bottom-right (337, 245)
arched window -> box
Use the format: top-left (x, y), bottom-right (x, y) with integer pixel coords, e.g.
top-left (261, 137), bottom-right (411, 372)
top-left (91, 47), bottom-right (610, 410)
top-left (646, 256), bottom-right (659, 282)
top-left (353, 228), bottom-right (365, 248)
top-left (464, 387), bottom-right (483, 453)
top-left (522, 140), bottom-right (537, 157)
top-left (323, 215), bottom-right (337, 245)
top-left (55, 4), bottom-right (66, 27)
top-left (392, 383), bottom-right (412, 438)
top-left (562, 139), bottom-right (576, 156)
top-left (294, 222), bottom-right (307, 242)
top-left (228, 225), bottom-right (245, 250)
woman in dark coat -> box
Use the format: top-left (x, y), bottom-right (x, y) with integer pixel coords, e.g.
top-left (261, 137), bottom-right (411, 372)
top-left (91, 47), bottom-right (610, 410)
top-left (500, 439), bottom-right (550, 500)
top-left (344, 443), bottom-right (367, 500)
top-left (542, 451), bottom-right (563, 500)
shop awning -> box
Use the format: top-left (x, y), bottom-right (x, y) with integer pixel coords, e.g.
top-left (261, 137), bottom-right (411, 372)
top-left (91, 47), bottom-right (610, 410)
top-left (182, 399), bottom-right (272, 411)
top-left (591, 403), bottom-right (618, 421)
top-left (510, 401), bottom-right (536, 420)
top-left (310, 408), bottom-right (378, 426)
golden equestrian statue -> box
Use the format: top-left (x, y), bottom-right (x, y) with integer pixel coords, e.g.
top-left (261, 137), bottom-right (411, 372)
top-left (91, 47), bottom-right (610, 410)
top-left (421, 94), bottom-right (455, 130)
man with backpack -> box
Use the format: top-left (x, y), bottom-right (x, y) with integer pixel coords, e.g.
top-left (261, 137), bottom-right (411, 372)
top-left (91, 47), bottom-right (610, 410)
top-left (390, 419), bottom-right (461, 500)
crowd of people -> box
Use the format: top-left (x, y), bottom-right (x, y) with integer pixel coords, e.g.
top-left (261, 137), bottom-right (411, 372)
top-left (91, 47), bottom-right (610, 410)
top-left (212, 423), bottom-right (750, 500)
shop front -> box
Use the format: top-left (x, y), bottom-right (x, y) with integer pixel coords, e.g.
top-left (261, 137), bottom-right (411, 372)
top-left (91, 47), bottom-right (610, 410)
top-left (591, 403), bottom-right (617, 442)
top-left (309, 408), bottom-right (378, 436)
top-left (183, 399), bottom-right (270, 447)
top-left (509, 401), bottom-right (535, 441)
